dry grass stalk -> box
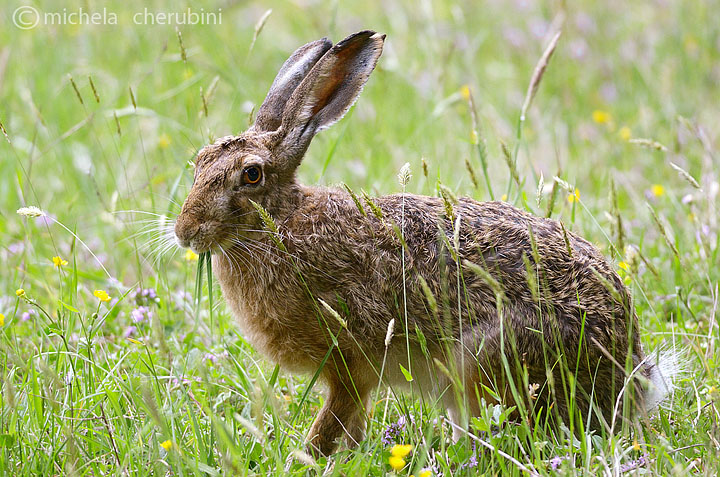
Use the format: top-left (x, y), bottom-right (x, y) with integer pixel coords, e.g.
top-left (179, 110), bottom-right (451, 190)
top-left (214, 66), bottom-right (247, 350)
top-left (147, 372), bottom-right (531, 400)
top-left (248, 9), bottom-right (273, 56)
top-left (629, 138), bottom-right (668, 152)
top-left (670, 162), bottom-right (701, 190)
top-left (0, 118), bottom-right (10, 143)
top-left (520, 31), bottom-right (562, 122)
top-left (646, 203), bottom-right (680, 260)
top-left (88, 76), bottom-right (100, 103)
top-left (68, 75), bottom-right (84, 105)
top-left (176, 27), bottom-right (187, 63)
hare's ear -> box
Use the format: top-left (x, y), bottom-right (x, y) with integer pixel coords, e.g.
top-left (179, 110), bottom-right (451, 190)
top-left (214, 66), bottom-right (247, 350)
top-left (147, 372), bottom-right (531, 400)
top-left (253, 37), bottom-right (333, 132)
top-left (271, 30), bottom-right (385, 169)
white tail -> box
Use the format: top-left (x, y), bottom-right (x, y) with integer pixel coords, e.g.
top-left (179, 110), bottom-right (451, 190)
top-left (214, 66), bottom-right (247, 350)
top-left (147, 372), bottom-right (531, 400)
top-left (645, 346), bottom-right (685, 410)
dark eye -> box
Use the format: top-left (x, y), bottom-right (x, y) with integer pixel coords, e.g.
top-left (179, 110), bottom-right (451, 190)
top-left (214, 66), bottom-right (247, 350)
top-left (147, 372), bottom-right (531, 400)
top-left (242, 166), bottom-right (262, 185)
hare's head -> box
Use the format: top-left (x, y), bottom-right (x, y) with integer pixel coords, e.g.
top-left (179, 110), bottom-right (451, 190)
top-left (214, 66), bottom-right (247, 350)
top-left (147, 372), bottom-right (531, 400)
top-left (174, 31), bottom-right (385, 253)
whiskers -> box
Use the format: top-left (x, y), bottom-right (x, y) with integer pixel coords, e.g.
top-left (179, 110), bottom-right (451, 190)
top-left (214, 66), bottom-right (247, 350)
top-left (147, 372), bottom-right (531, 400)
top-left (116, 210), bottom-right (181, 268)
top-left (215, 224), bottom-right (338, 284)
top-left (117, 209), bottom-right (337, 287)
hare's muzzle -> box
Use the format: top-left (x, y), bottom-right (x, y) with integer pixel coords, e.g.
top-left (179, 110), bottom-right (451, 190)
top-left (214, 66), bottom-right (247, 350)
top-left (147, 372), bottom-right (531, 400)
top-left (174, 213), bottom-right (201, 250)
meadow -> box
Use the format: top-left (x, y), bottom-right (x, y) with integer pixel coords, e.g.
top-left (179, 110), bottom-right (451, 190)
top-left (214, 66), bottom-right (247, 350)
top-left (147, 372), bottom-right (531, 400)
top-left (1, 0), bottom-right (719, 475)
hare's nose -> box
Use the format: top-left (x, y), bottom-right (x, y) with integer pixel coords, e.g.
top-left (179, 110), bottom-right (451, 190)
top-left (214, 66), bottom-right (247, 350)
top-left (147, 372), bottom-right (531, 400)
top-left (174, 218), bottom-right (201, 248)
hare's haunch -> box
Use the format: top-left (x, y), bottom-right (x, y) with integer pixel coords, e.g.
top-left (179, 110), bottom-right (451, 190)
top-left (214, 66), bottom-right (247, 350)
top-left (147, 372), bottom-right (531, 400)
top-left (175, 30), bottom-right (678, 456)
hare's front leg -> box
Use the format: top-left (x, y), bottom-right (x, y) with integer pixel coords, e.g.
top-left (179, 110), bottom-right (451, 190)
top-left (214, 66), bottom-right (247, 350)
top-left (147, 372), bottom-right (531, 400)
top-left (306, 370), bottom-right (371, 456)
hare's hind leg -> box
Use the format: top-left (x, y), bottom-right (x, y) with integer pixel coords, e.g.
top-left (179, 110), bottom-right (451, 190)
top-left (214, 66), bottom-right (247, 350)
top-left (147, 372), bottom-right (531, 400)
top-left (443, 336), bottom-right (507, 441)
top-left (306, 360), bottom-right (372, 456)
top-left (445, 323), bottom-right (547, 439)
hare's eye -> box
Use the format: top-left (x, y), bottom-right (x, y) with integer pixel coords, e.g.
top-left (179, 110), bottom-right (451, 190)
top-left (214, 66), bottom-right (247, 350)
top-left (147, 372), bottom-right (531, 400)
top-left (242, 166), bottom-right (262, 185)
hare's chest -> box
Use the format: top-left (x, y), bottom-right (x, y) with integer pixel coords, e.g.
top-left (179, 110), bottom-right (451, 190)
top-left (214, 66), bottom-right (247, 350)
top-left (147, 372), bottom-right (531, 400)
top-left (213, 261), bottom-right (318, 373)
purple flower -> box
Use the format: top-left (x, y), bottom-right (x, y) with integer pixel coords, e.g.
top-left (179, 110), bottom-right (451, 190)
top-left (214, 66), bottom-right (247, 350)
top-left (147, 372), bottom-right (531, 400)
top-left (8, 242), bottom-right (25, 255)
top-left (529, 19), bottom-right (549, 39)
top-left (503, 26), bottom-right (526, 49)
top-left (134, 287), bottom-right (158, 306)
top-left (549, 455), bottom-right (566, 470)
top-left (574, 12), bottom-right (596, 34)
top-left (600, 82), bottom-right (618, 102)
top-left (34, 213), bottom-right (56, 227)
top-left (175, 291), bottom-right (193, 304)
top-left (204, 353), bottom-right (218, 364)
top-left (463, 453), bottom-right (478, 469)
top-left (21, 310), bottom-right (36, 322)
top-left (382, 414), bottom-right (412, 446)
top-left (130, 306), bottom-right (153, 323)
top-left (568, 39), bottom-right (589, 60)
top-left (620, 453), bottom-right (650, 473)
top-left (461, 441), bottom-right (479, 470)
top-left (123, 326), bottom-right (137, 338)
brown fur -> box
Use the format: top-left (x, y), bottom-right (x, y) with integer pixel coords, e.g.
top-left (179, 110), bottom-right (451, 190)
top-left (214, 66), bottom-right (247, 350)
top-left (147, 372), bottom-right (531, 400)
top-left (175, 31), bottom-right (656, 456)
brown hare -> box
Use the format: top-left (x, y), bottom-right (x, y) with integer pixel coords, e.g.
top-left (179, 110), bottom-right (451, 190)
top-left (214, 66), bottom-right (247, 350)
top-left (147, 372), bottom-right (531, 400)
top-left (174, 30), bottom-right (678, 456)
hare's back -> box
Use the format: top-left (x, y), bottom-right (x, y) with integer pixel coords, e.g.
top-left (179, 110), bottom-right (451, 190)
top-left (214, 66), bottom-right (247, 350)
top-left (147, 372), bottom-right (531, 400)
top-left (377, 194), bottom-right (630, 324)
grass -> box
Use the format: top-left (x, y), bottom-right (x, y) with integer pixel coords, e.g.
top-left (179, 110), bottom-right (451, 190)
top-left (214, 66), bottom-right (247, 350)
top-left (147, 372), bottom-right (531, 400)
top-left (1, 0), bottom-right (719, 474)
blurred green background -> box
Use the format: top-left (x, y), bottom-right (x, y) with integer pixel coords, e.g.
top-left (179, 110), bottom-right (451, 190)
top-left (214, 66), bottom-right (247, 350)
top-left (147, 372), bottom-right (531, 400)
top-left (1, 0), bottom-right (718, 475)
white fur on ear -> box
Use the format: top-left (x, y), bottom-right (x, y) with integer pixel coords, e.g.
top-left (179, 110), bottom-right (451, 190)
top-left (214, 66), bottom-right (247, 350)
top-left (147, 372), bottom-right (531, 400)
top-left (295, 31), bottom-right (386, 132)
top-left (269, 30), bottom-right (385, 170)
top-left (253, 37), bottom-right (333, 132)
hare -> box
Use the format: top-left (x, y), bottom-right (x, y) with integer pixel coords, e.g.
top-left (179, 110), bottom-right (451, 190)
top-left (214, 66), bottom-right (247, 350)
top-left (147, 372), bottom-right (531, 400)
top-left (174, 30), bottom-right (678, 456)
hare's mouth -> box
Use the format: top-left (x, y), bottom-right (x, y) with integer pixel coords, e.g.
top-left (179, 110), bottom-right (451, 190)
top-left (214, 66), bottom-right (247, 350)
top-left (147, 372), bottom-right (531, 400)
top-left (174, 219), bottom-right (232, 255)
top-left (175, 232), bottom-right (223, 255)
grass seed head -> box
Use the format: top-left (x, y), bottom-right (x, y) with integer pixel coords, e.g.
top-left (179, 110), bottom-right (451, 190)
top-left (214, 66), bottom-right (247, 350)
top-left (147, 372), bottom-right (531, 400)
top-left (398, 162), bottom-right (412, 187)
top-left (17, 206), bottom-right (45, 217)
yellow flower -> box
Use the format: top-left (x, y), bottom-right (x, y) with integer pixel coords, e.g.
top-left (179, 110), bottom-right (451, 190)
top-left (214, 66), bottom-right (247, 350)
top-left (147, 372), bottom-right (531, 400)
top-left (411, 471), bottom-right (432, 477)
top-left (389, 456), bottom-right (406, 471)
top-left (592, 110), bottom-right (612, 124)
top-left (160, 439), bottom-right (173, 451)
top-left (391, 444), bottom-right (413, 458)
top-left (184, 249), bottom-right (199, 261)
top-left (651, 184), bottom-right (665, 197)
top-left (632, 439), bottom-right (641, 451)
top-left (52, 256), bottom-right (68, 268)
top-left (619, 126), bottom-right (632, 141)
top-left (158, 133), bottom-right (172, 149)
top-left (0, 313), bottom-right (4, 326)
top-left (16, 289), bottom-right (26, 297)
top-left (460, 84), bottom-right (471, 101)
top-left (567, 188), bottom-right (580, 203)
top-left (684, 34), bottom-right (699, 55)
top-left (500, 194), bottom-right (508, 201)
top-left (706, 386), bottom-right (719, 401)
top-left (618, 261), bottom-right (629, 272)
top-left (93, 290), bottom-right (111, 302)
